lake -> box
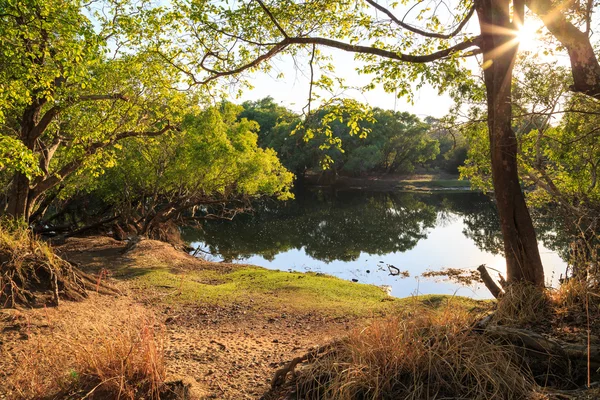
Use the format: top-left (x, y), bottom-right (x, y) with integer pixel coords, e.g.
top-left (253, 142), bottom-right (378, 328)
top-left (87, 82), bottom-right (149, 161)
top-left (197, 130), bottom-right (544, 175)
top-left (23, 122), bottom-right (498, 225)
top-left (182, 190), bottom-right (568, 299)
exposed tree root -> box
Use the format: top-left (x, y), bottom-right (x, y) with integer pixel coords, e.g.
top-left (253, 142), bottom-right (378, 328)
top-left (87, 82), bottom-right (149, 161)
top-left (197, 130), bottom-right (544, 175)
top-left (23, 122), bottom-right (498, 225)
top-left (271, 341), bottom-right (341, 388)
top-left (0, 225), bottom-right (118, 308)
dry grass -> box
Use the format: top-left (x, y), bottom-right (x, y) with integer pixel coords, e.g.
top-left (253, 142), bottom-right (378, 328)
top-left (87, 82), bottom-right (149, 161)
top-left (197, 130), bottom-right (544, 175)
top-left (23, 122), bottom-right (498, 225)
top-left (293, 304), bottom-right (536, 400)
top-left (5, 314), bottom-right (166, 399)
top-left (492, 283), bottom-right (551, 327)
top-left (551, 279), bottom-right (592, 311)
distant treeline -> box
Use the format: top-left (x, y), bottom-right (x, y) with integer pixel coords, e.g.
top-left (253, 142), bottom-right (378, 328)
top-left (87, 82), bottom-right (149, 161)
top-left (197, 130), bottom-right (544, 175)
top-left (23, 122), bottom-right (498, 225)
top-left (239, 97), bottom-right (467, 177)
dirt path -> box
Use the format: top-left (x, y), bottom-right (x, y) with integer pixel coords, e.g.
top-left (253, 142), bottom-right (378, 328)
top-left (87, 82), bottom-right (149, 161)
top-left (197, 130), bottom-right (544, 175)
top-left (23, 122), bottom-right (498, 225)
top-left (162, 304), bottom-right (353, 399)
top-left (1, 237), bottom-right (363, 399)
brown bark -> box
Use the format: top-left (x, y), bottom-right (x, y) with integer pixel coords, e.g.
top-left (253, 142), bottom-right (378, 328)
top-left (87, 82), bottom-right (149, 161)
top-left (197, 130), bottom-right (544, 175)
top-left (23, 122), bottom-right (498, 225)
top-left (526, 0), bottom-right (600, 99)
top-left (475, 0), bottom-right (545, 285)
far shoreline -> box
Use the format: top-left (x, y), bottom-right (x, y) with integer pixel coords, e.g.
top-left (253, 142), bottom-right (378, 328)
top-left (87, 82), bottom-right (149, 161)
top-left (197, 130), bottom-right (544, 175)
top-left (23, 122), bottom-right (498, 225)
top-left (300, 172), bottom-right (475, 193)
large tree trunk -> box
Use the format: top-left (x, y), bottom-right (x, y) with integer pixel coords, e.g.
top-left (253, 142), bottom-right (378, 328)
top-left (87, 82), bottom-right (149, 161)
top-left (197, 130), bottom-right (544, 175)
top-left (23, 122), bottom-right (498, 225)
top-left (6, 103), bottom-right (41, 221)
top-left (7, 172), bottom-right (31, 220)
top-left (475, 0), bottom-right (545, 285)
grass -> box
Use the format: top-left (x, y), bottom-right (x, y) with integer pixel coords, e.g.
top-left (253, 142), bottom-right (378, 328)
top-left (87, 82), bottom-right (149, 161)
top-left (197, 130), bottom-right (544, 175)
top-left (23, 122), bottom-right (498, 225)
top-left (493, 283), bottom-right (551, 327)
top-left (5, 314), bottom-right (166, 399)
top-left (133, 267), bottom-right (397, 316)
top-left (291, 302), bottom-right (535, 400)
top-left (118, 239), bottom-right (487, 317)
top-left (131, 262), bottom-right (489, 319)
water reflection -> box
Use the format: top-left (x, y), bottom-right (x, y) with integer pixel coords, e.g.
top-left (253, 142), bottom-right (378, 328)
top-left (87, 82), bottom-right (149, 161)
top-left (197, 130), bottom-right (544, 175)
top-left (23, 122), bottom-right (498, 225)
top-left (183, 191), bottom-right (441, 262)
top-left (182, 190), bottom-right (568, 298)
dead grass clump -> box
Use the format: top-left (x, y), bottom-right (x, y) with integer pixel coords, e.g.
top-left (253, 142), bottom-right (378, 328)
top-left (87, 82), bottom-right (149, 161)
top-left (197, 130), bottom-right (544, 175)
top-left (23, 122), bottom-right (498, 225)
top-left (6, 315), bottom-right (166, 399)
top-left (0, 221), bottom-right (91, 307)
top-left (551, 278), bottom-right (599, 311)
top-left (293, 306), bottom-right (535, 400)
top-left (493, 283), bottom-right (551, 327)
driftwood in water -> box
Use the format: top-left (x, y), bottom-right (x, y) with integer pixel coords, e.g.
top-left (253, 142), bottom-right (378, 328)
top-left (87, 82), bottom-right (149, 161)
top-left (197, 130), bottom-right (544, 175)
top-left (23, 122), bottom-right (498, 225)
top-left (477, 264), bottom-right (504, 299)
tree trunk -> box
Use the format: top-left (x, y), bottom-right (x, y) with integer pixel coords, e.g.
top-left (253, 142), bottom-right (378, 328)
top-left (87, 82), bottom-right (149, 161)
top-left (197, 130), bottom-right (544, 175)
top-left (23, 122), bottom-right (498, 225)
top-left (6, 102), bottom-right (43, 221)
top-left (475, 0), bottom-right (545, 285)
top-left (7, 172), bottom-right (31, 220)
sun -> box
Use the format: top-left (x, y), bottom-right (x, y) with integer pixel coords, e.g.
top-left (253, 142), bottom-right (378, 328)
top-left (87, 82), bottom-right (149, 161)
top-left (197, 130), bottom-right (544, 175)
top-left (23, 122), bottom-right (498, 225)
top-left (514, 22), bottom-right (540, 53)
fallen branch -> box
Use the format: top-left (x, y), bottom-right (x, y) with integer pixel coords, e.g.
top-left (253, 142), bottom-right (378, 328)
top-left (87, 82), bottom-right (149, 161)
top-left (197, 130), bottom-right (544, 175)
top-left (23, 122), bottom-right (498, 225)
top-left (477, 264), bottom-right (504, 299)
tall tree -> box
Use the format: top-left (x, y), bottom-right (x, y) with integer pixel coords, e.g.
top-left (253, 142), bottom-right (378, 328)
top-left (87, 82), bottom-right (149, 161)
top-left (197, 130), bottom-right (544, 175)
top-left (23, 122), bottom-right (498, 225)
top-left (156, 0), bottom-right (600, 285)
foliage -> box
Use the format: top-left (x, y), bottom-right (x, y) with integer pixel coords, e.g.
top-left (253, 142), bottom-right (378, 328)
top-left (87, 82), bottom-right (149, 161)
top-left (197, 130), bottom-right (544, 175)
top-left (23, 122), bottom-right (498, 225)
top-left (0, 0), bottom-right (194, 220)
top-left (90, 102), bottom-right (293, 234)
top-left (459, 58), bottom-right (600, 248)
top-left (241, 98), bottom-right (442, 176)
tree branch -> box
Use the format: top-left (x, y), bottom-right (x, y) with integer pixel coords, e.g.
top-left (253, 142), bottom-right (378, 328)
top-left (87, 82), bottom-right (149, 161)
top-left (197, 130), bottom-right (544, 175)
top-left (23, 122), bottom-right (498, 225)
top-left (31, 124), bottom-right (175, 197)
top-left (254, 0), bottom-right (288, 38)
top-left (526, 0), bottom-right (600, 99)
top-left (285, 35), bottom-right (481, 63)
top-left (198, 34), bottom-right (480, 85)
top-left (365, 0), bottom-right (476, 39)
top-left (30, 93), bottom-right (130, 143)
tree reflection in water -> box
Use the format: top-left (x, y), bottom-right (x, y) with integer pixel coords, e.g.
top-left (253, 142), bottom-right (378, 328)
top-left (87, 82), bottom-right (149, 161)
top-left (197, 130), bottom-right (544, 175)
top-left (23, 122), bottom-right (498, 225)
top-left (182, 190), bottom-right (570, 264)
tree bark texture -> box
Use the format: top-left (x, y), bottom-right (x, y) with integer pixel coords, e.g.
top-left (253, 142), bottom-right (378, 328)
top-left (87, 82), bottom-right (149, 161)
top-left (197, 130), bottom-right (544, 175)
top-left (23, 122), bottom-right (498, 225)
top-left (475, 0), bottom-right (545, 286)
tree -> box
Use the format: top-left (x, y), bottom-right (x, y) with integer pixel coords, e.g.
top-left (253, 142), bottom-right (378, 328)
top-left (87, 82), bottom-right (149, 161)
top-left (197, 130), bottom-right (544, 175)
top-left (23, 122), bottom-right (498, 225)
top-left (240, 99), bottom-right (439, 176)
top-left (461, 58), bottom-right (600, 276)
top-left (0, 0), bottom-right (186, 222)
top-left (91, 102), bottom-right (293, 236)
top-left (155, 0), bottom-right (600, 285)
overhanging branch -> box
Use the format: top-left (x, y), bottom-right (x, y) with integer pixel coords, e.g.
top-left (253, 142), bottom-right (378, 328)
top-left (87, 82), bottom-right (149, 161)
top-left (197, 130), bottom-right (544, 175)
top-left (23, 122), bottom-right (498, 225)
top-left (365, 0), bottom-right (476, 39)
top-left (198, 35), bottom-right (481, 85)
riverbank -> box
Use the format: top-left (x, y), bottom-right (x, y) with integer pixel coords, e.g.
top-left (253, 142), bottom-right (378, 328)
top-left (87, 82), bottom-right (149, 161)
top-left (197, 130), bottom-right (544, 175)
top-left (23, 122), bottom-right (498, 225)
top-left (301, 172), bottom-right (473, 193)
top-left (0, 236), bottom-right (484, 399)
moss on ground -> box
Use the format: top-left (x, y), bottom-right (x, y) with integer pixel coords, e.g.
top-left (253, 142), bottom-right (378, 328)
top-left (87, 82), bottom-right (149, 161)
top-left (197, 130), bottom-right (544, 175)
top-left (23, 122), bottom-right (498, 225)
top-left (131, 264), bottom-right (486, 317)
top-left (133, 267), bottom-right (392, 316)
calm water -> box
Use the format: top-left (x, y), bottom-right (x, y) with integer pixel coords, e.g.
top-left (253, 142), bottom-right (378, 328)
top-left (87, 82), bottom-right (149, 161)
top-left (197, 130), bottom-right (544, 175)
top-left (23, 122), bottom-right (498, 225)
top-left (182, 190), bottom-right (568, 299)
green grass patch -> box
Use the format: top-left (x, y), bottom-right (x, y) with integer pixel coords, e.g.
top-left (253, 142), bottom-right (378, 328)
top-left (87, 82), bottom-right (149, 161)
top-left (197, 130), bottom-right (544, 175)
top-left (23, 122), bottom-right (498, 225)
top-left (135, 267), bottom-right (395, 316)
top-left (132, 265), bottom-right (486, 317)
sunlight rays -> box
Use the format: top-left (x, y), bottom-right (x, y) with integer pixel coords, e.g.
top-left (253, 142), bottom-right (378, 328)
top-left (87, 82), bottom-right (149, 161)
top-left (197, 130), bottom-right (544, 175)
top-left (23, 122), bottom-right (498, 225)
top-left (480, 20), bottom-right (543, 70)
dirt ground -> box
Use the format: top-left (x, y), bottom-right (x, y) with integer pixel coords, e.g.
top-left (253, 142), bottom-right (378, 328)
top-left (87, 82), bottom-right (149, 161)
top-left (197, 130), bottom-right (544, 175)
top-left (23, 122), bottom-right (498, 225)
top-left (0, 237), bottom-right (362, 399)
